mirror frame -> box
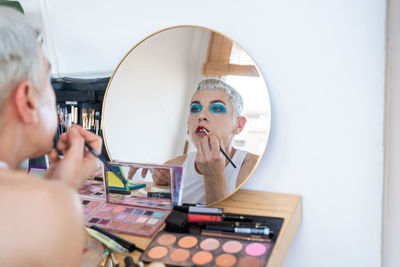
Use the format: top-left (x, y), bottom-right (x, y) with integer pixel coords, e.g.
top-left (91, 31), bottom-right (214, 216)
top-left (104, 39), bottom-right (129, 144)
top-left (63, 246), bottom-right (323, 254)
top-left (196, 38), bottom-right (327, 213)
top-left (101, 25), bottom-right (271, 206)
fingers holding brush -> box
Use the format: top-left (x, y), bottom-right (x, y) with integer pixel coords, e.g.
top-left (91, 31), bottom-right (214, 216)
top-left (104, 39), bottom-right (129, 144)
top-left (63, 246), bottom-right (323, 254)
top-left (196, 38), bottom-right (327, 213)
top-left (196, 134), bottom-right (225, 175)
top-left (46, 125), bottom-right (102, 190)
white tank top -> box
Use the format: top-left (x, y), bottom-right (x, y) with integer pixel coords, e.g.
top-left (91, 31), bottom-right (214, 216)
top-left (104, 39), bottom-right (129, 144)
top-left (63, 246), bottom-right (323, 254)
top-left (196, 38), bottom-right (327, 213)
top-left (181, 149), bottom-right (247, 204)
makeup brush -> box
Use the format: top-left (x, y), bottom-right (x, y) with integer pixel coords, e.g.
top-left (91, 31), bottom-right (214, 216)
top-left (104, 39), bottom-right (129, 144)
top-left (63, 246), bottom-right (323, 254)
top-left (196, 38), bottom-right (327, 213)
top-left (95, 111), bottom-right (100, 135)
top-left (199, 129), bottom-right (236, 168)
top-left (110, 252), bottom-right (119, 267)
top-left (99, 249), bottom-right (110, 267)
top-left (57, 117), bottom-right (127, 186)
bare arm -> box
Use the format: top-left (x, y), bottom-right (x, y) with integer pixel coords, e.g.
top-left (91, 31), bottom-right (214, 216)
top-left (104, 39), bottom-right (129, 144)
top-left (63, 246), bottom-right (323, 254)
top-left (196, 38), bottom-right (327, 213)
top-left (0, 179), bottom-right (84, 267)
top-left (34, 182), bottom-right (84, 267)
top-left (235, 152), bottom-right (260, 187)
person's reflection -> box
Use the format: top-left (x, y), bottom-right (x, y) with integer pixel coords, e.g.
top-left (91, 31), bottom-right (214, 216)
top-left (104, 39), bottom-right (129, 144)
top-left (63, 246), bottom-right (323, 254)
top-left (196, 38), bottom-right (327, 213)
top-left (129, 78), bottom-right (259, 204)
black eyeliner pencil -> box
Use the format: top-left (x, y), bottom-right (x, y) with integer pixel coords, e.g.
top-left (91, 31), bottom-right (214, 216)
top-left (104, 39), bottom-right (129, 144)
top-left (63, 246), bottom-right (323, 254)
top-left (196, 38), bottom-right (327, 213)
top-left (202, 129), bottom-right (236, 168)
top-left (57, 117), bottom-right (127, 185)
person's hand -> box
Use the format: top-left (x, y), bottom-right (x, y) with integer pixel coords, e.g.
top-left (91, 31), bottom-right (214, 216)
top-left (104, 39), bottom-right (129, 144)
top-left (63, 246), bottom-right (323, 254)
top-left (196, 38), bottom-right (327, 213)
top-left (195, 133), bottom-right (227, 203)
top-left (128, 167), bottom-right (148, 180)
top-left (195, 133), bottom-right (225, 178)
top-left (128, 167), bottom-right (170, 185)
top-left (45, 125), bottom-right (102, 190)
top-left (152, 168), bottom-right (170, 185)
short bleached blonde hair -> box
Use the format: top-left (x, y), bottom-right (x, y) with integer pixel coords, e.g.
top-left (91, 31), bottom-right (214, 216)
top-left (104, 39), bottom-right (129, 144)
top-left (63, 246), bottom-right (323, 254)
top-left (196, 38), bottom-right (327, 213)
top-left (0, 7), bottom-right (43, 113)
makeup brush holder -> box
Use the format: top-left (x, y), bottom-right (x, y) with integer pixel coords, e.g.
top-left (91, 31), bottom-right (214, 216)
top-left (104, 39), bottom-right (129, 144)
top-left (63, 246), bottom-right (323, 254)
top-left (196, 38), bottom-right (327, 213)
top-left (52, 76), bottom-right (110, 160)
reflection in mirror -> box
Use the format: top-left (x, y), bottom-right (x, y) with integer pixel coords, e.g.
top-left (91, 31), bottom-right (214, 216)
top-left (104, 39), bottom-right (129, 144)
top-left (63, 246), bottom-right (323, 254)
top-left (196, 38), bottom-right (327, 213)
top-left (103, 26), bottom-right (270, 205)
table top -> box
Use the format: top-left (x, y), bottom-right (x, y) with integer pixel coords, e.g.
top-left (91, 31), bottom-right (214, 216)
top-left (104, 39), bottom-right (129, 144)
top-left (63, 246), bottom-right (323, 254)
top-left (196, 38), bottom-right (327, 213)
top-left (105, 189), bottom-right (302, 267)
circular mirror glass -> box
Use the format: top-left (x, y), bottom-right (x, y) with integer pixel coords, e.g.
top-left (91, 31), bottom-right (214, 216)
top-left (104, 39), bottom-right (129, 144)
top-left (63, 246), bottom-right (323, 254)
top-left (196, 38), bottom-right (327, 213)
top-left (103, 26), bottom-right (270, 205)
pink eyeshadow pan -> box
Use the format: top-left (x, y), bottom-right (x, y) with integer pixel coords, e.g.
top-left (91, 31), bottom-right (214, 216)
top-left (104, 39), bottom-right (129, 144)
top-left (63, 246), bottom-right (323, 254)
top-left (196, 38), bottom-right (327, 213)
top-left (89, 201), bottom-right (99, 207)
top-left (83, 207), bottom-right (92, 213)
top-left (113, 206), bottom-right (125, 212)
top-left (95, 211), bottom-right (107, 217)
top-left (245, 243), bottom-right (267, 257)
top-left (115, 213), bottom-right (128, 220)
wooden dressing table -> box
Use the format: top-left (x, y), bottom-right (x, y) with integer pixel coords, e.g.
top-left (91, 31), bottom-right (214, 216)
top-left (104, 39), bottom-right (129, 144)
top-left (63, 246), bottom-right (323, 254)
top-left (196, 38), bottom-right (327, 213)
top-left (109, 190), bottom-right (302, 267)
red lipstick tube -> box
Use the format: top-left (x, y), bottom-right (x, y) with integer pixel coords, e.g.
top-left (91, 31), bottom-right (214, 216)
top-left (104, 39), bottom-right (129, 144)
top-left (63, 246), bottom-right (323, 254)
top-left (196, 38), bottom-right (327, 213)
top-left (187, 214), bottom-right (223, 223)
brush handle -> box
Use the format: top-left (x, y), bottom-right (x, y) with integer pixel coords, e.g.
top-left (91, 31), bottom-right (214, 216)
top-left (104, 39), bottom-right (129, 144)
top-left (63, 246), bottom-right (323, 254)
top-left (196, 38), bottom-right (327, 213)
top-left (84, 142), bottom-right (127, 186)
top-left (219, 146), bottom-right (237, 168)
top-left (202, 129), bottom-right (236, 168)
top-left (58, 117), bottom-right (127, 185)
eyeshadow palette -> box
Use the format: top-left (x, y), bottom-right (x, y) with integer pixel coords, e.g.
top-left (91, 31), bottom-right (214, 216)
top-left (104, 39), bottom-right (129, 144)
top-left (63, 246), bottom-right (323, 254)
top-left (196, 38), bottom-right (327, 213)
top-left (84, 203), bottom-right (170, 236)
top-left (80, 196), bottom-right (105, 217)
top-left (78, 162), bottom-right (183, 237)
top-left (108, 194), bottom-right (172, 210)
top-left (140, 231), bottom-right (273, 267)
top-left (78, 180), bottom-right (106, 199)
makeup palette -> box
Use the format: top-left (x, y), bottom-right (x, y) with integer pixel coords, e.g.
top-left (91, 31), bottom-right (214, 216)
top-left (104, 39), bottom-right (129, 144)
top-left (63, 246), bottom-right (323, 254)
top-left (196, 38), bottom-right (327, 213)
top-left (80, 196), bottom-right (105, 217)
top-left (84, 203), bottom-right (170, 236)
top-left (79, 180), bottom-right (106, 199)
top-left (79, 162), bottom-right (183, 237)
top-left (140, 231), bottom-right (273, 267)
top-left (108, 194), bottom-right (172, 209)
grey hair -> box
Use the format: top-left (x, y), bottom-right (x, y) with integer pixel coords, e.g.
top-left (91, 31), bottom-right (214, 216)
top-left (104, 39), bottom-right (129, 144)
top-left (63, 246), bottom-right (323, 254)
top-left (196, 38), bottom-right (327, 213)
top-left (0, 7), bottom-right (43, 112)
top-left (195, 78), bottom-right (244, 117)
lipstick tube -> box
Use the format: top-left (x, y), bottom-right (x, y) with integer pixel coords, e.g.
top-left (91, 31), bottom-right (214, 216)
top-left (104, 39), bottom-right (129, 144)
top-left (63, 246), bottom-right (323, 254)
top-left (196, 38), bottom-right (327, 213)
top-left (188, 213), bottom-right (253, 223)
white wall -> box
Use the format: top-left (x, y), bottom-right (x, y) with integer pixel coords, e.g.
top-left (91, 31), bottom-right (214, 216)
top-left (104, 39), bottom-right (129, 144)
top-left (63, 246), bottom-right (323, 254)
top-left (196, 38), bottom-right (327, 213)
top-left (103, 28), bottom-right (195, 163)
top-left (19, 0), bottom-right (386, 266)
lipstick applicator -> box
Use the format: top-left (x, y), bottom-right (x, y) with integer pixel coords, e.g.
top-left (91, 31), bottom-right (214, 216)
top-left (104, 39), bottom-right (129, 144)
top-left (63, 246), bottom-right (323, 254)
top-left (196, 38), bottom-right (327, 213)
top-left (200, 129), bottom-right (236, 168)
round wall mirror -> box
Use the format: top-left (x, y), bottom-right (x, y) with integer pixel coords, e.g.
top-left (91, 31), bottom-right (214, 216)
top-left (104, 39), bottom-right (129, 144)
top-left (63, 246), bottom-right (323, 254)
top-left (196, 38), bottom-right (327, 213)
top-left (102, 26), bottom-right (270, 205)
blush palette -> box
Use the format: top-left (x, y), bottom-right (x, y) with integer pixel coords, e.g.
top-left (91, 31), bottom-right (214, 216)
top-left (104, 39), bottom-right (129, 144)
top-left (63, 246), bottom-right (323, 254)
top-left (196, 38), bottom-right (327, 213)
top-left (140, 231), bottom-right (273, 267)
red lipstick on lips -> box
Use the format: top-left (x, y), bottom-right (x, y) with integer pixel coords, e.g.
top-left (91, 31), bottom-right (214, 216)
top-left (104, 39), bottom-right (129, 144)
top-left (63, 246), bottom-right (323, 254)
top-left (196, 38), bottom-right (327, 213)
top-left (196, 126), bottom-right (209, 136)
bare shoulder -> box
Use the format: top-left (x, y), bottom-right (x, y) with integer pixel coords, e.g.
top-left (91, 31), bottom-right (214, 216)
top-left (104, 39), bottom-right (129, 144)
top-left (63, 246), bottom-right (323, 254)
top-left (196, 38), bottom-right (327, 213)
top-left (164, 154), bottom-right (188, 166)
top-left (0, 170), bottom-right (83, 267)
top-left (243, 152), bottom-right (260, 167)
top-left (235, 152), bottom-right (260, 187)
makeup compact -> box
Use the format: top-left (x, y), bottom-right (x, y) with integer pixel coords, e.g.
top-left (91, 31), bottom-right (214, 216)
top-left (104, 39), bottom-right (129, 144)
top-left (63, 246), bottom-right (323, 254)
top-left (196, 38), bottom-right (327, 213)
top-left (80, 161), bottom-right (183, 237)
top-left (140, 231), bottom-right (273, 267)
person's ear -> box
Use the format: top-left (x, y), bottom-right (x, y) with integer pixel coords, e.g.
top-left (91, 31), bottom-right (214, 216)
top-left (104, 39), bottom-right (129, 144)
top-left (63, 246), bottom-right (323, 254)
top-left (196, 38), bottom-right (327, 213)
top-left (234, 116), bottom-right (246, 134)
top-left (14, 81), bottom-right (38, 124)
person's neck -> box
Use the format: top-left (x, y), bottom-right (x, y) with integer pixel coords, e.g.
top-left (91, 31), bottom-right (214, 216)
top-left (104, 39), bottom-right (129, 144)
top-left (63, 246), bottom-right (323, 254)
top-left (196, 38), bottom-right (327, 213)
top-left (0, 123), bottom-right (26, 169)
top-left (224, 145), bottom-right (236, 159)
